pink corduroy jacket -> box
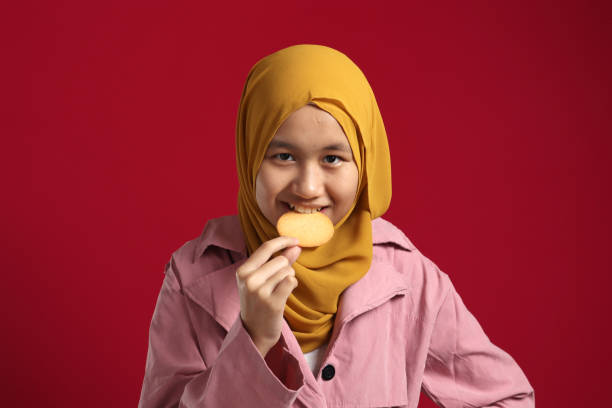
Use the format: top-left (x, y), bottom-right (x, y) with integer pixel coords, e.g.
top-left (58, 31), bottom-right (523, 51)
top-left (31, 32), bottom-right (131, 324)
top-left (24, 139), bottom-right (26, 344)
top-left (138, 215), bottom-right (535, 407)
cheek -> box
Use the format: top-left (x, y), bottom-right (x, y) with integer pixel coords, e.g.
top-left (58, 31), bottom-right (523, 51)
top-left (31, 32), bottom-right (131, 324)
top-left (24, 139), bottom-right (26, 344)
top-left (347, 164), bottom-right (360, 201)
top-left (255, 165), bottom-right (280, 206)
top-left (334, 164), bottom-right (360, 206)
top-left (254, 171), bottom-right (268, 207)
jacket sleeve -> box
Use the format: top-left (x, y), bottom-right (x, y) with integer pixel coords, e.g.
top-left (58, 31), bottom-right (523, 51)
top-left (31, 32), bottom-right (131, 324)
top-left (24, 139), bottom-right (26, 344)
top-left (137, 258), bottom-right (305, 408)
top-left (421, 275), bottom-right (535, 408)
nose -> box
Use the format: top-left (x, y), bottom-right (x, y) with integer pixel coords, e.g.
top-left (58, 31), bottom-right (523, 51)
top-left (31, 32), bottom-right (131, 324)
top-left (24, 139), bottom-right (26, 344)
top-left (292, 162), bottom-right (324, 199)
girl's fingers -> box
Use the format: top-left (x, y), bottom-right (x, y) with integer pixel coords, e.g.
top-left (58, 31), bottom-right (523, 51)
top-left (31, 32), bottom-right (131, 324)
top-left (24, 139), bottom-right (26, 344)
top-left (280, 245), bottom-right (302, 266)
top-left (237, 236), bottom-right (299, 279)
top-left (246, 245), bottom-right (301, 290)
top-left (243, 255), bottom-right (291, 291)
top-left (271, 275), bottom-right (298, 301)
top-left (259, 266), bottom-right (296, 299)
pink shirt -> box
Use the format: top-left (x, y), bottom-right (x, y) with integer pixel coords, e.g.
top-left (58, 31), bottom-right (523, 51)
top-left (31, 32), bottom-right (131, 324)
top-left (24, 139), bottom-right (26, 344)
top-left (138, 215), bottom-right (534, 407)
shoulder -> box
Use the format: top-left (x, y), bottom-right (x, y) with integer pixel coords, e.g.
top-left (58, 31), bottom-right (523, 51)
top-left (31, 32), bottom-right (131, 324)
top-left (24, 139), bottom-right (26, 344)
top-left (372, 217), bottom-right (417, 251)
top-left (165, 214), bottom-right (246, 290)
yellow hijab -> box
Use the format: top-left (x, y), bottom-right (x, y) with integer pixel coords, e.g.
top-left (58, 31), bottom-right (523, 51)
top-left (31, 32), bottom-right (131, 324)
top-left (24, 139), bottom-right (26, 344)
top-left (236, 44), bottom-right (391, 352)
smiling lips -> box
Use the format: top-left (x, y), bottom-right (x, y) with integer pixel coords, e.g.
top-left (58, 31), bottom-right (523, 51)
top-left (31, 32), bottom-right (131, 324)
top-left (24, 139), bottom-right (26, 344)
top-left (288, 203), bottom-right (325, 213)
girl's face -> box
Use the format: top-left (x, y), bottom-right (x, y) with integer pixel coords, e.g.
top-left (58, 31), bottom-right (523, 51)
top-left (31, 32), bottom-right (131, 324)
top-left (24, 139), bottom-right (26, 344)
top-left (255, 104), bottom-right (359, 227)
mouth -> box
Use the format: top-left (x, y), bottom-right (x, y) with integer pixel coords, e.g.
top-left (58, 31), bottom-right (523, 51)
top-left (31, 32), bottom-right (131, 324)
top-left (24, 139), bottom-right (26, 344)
top-left (283, 202), bottom-right (329, 214)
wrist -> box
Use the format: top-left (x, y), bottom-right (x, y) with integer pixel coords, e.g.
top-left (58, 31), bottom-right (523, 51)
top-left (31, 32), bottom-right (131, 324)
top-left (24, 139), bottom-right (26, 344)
top-left (253, 337), bottom-right (277, 357)
top-left (239, 315), bottom-right (280, 357)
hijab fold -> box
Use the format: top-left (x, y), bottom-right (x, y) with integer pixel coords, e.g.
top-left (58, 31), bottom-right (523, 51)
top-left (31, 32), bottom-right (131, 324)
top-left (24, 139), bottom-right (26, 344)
top-left (236, 44), bottom-right (392, 352)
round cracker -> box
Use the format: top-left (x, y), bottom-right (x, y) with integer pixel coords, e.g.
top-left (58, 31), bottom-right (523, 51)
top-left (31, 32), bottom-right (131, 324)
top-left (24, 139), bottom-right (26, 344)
top-left (276, 211), bottom-right (334, 247)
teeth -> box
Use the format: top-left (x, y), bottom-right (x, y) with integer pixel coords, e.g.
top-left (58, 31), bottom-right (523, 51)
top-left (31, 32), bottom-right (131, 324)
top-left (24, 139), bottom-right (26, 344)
top-left (288, 204), bottom-right (322, 214)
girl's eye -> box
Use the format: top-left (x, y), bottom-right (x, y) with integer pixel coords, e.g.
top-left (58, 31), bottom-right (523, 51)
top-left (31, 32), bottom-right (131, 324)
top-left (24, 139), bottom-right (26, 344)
top-left (274, 153), bottom-right (294, 161)
top-left (323, 155), bottom-right (341, 164)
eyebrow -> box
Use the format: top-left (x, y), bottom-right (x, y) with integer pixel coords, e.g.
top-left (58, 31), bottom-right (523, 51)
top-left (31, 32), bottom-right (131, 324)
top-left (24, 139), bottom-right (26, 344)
top-left (268, 140), bottom-right (352, 153)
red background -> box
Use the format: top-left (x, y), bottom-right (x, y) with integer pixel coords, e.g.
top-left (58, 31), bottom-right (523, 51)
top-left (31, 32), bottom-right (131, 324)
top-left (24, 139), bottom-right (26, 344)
top-left (3, 0), bottom-right (610, 406)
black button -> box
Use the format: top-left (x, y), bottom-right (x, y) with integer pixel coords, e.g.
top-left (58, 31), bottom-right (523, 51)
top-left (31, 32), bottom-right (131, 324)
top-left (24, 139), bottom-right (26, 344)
top-left (321, 364), bottom-right (335, 381)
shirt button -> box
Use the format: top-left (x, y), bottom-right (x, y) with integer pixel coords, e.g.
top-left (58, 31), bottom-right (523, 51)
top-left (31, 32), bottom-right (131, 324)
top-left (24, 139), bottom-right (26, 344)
top-left (321, 364), bottom-right (335, 381)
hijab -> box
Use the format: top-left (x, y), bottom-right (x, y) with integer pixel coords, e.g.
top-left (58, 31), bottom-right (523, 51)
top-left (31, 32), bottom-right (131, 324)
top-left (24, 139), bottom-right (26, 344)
top-left (236, 44), bottom-right (391, 352)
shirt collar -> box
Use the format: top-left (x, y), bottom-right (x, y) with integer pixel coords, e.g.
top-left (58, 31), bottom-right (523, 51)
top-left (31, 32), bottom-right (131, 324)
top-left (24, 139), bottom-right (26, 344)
top-left (193, 215), bottom-right (248, 263)
top-left (371, 217), bottom-right (416, 251)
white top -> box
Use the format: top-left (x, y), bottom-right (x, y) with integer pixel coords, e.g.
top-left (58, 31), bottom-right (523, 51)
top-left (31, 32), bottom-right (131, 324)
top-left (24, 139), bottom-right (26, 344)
top-left (303, 343), bottom-right (328, 375)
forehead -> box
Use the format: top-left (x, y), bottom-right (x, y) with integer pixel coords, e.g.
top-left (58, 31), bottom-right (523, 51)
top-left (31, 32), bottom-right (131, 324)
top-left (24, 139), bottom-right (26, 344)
top-left (269, 105), bottom-right (351, 151)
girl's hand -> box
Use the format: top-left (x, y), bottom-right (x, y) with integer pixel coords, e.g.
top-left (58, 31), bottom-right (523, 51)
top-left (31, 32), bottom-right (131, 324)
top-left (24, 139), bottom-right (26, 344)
top-left (236, 236), bottom-right (302, 357)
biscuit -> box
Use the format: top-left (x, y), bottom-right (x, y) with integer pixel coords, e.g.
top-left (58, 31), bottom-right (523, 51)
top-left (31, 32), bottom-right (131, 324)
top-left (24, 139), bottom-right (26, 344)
top-left (276, 211), bottom-right (334, 247)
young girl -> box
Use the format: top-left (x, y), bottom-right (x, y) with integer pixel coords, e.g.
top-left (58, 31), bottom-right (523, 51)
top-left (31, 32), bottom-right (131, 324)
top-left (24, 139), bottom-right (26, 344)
top-left (138, 44), bottom-right (534, 407)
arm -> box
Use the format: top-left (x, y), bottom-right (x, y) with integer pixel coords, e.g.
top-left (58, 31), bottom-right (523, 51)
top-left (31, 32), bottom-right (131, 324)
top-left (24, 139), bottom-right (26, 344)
top-left (137, 258), bottom-right (304, 408)
top-left (422, 274), bottom-right (535, 408)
